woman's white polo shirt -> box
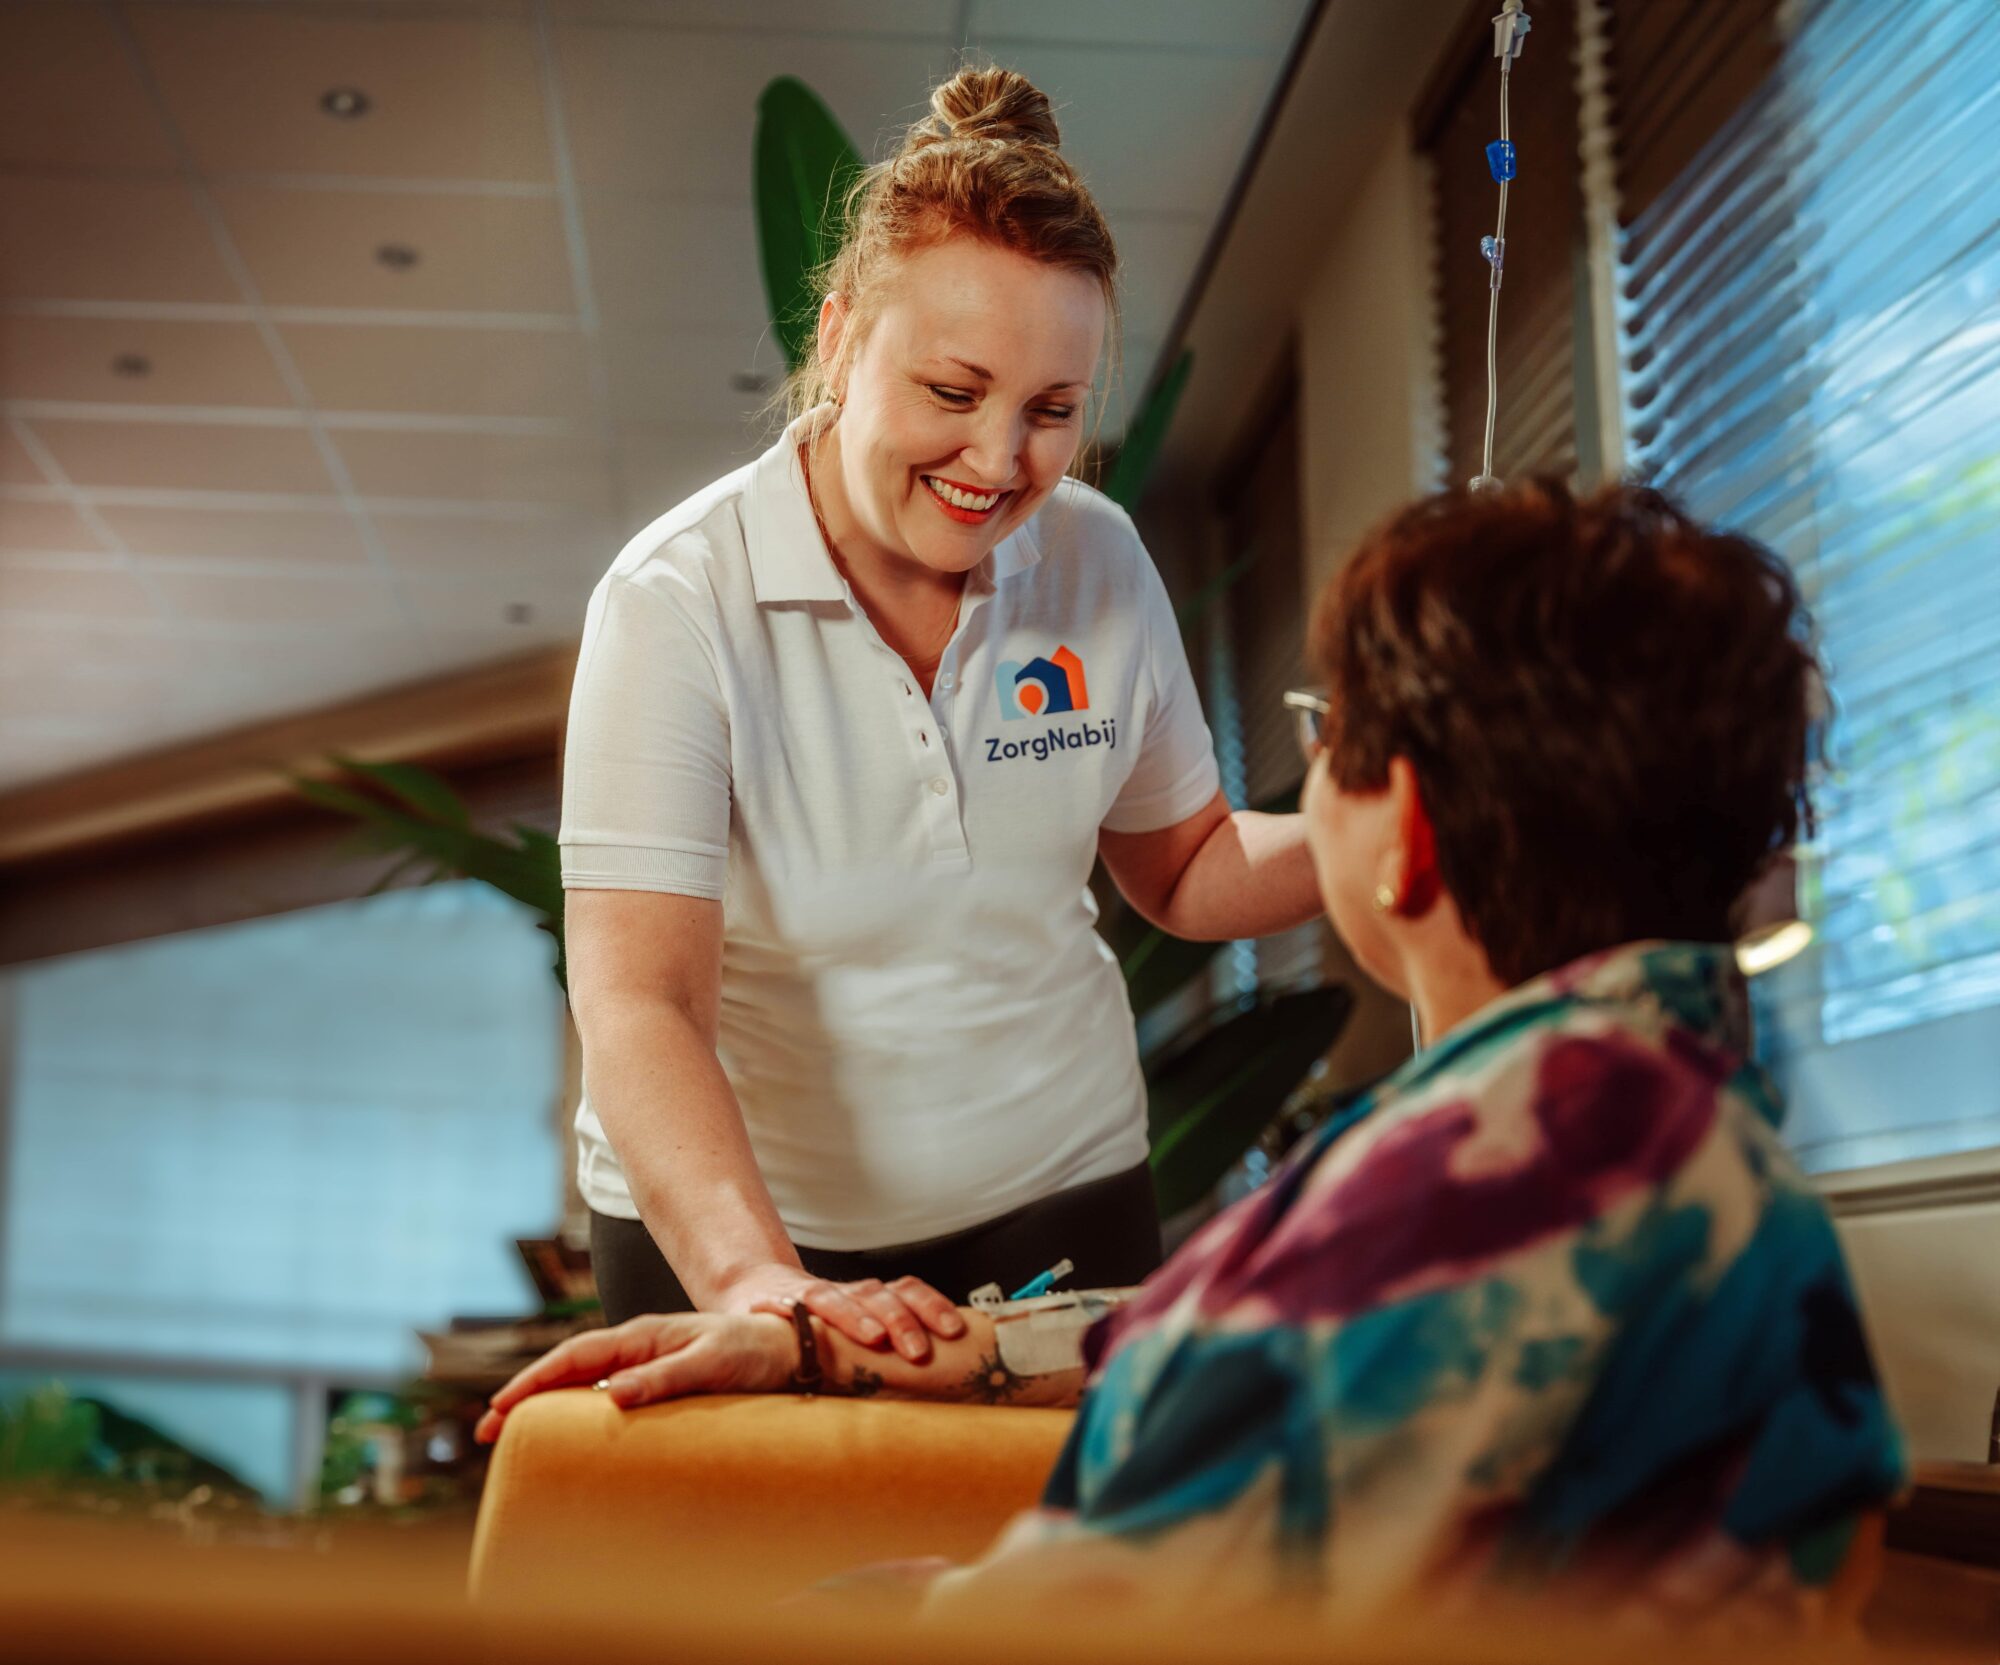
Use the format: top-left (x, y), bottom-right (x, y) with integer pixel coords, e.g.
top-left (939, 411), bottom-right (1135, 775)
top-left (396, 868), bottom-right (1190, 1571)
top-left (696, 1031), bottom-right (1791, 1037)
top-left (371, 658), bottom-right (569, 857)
top-left (560, 414), bottom-right (1220, 1251)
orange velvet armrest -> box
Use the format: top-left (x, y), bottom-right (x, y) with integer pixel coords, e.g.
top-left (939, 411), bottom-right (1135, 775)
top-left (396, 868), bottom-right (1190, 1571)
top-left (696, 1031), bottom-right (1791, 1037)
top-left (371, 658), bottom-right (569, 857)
top-left (470, 1390), bottom-right (1075, 1610)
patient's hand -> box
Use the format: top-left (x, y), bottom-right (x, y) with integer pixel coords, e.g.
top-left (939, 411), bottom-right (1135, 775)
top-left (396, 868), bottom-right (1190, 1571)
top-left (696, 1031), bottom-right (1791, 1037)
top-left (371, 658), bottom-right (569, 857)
top-left (474, 1301), bottom-right (1084, 1444)
top-left (473, 1312), bottom-right (794, 1444)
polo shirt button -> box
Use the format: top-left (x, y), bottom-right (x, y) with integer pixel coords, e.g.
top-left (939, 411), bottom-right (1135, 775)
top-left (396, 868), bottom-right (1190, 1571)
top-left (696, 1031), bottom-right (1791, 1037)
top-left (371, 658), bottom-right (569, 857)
top-left (929, 777), bottom-right (949, 796)
top-left (939, 673), bottom-right (955, 691)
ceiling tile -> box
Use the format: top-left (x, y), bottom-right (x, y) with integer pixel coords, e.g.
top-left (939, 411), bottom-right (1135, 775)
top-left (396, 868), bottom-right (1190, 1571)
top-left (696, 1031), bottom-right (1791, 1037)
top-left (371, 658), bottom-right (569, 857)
top-left (130, 7), bottom-right (555, 182)
top-left (402, 571), bottom-right (593, 634)
top-left (617, 419), bottom-right (767, 525)
top-left (282, 323), bottom-right (594, 418)
top-left (0, 724), bottom-right (141, 791)
top-left (0, 620), bottom-right (195, 681)
top-left (555, 26), bottom-right (953, 198)
top-left (994, 44), bottom-right (1276, 216)
top-left (0, 671), bottom-right (50, 723)
top-left (0, 6), bottom-right (179, 172)
top-left (193, 655), bottom-right (439, 727)
top-left (0, 559), bottom-right (159, 619)
top-left (30, 421), bottom-right (335, 496)
top-left (215, 186), bottom-right (577, 313)
top-left (0, 179), bottom-right (239, 305)
top-left (98, 504), bottom-right (369, 566)
top-left (0, 667), bottom-right (183, 726)
top-left (1107, 213), bottom-right (1211, 347)
top-left (972, 0), bottom-right (1310, 52)
top-left (371, 510), bottom-right (614, 576)
top-left (0, 316), bottom-right (295, 408)
top-left (549, 1), bottom-right (956, 32)
top-left (0, 429), bottom-right (46, 485)
top-left (584, 198), bottom-right (770, 336)
top-left (333, 428), bottom-right (614, 508)
top-left (182, 626), bottom-right (436, 695)
top-left (146, 567), bottom-right (405, 628)
top-left (600, 329), bottom-right (785, 426)
top-left (426, 621), bottom-right (581, 669)
top-left (0, 498), bottom-right (103, 554)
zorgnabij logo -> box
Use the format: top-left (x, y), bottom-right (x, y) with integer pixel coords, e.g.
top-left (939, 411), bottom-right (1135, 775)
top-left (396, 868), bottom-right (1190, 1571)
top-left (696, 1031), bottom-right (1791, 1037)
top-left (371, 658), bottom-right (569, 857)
top-left (995, 645), bottom-right (1089, 720)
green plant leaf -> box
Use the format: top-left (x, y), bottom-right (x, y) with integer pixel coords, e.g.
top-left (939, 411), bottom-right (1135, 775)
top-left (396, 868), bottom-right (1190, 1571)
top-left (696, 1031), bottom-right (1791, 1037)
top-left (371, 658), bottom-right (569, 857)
top-left (0, 1386), bottom-right (100, 1481)
top-left (1101, 348), bottom-right (1194, 511)
top-left (329, 754), bottom-right (470, 827)
top-left (291, 767), bottom-right (566, 928)
top-left (1146, 985), bottom-right (1353, 1219)
top-left (1175, 547), bottom-right (1258, 634)
top-left (1124, 929), bottom-right (1226, 1024)
top-left (754, 76), bottom-right (866, 373)
top-left (536, 917), bottom-right (569, 996)
top-left (288, 773), bottom-right (400, 824)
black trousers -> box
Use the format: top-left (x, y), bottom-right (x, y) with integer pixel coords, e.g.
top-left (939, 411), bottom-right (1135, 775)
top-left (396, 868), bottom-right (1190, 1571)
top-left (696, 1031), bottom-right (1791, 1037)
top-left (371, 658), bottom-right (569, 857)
top-left (590, 1161), bottom-right (1162, 1325)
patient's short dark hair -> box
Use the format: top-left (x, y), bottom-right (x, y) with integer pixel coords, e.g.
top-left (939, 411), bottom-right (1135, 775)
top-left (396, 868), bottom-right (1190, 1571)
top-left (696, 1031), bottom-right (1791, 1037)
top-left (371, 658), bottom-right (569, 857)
top-left (1310, 478), bottom-right (1819, 987)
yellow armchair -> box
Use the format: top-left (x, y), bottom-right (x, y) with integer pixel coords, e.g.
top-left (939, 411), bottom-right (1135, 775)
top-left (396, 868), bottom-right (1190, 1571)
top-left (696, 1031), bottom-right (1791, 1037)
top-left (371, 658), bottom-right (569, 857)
top-left (470, 1389), bottom-right (1073, 1608)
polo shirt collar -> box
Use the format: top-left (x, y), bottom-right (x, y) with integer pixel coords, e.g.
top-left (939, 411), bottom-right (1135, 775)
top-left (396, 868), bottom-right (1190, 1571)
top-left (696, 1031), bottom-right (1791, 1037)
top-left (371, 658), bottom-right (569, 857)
top-left (744, 411), bottom-right (848, 605)
top-left (744, 406), bottom-right (1045, 605)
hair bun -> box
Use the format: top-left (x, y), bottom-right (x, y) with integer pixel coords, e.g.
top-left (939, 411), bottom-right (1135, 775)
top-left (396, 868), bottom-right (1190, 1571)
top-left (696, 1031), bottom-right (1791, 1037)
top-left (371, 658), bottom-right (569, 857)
top-left (927, 65), bottom-right (1060, 149)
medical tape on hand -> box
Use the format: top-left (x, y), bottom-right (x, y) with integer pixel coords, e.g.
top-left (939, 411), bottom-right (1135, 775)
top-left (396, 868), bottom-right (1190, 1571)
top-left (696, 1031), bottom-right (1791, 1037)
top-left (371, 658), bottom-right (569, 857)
top-left (989, 1290), bottom-right (1132, 1377)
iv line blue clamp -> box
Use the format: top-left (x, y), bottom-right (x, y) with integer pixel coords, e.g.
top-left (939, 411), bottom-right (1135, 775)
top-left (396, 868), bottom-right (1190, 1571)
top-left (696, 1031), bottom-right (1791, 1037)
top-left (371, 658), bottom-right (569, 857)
top-left (1486, 139), bottom-right (1517, 182)
top-left (1008, 1257), bottom-right (1075, 1301)
top-left (1481, 235), bottom-right (1505, 277)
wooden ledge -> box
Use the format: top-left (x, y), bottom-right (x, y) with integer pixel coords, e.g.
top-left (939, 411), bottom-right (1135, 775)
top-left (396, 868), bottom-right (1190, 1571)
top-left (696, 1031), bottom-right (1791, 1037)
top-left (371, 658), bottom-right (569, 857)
top-left (0, 645), bottom-right (576, 867)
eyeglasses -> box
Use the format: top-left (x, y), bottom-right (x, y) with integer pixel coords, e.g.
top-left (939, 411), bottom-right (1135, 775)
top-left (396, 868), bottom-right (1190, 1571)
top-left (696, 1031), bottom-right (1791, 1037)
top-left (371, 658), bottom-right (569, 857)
top-left (1283, 687), bottom-right (1331, 764)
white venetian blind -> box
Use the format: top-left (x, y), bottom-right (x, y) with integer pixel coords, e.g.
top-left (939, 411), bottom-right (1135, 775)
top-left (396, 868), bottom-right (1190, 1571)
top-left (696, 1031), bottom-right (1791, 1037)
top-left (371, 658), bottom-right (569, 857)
top-left (1, 882), bottom-right (563, 1372)
top-left (1612, 0), bottom-right (2000, 1171)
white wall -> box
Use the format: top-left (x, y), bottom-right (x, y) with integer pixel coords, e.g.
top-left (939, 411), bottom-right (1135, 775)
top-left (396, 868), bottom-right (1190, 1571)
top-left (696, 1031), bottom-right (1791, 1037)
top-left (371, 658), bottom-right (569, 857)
top-left (1299, 131), bottom-right (1441, 598)
top-left (1828, 1163), bottom-right (2000, 1463)
top-left (1838, 1205), bottom-right (1999, 1462)
top-left (1287, 128), bottom-right (1446, 1091)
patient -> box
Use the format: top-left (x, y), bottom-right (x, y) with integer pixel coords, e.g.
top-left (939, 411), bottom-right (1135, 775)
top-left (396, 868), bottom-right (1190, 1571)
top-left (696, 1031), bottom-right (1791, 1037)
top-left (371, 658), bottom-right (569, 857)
top-left (477, 480), bottom-right (1905, 1625)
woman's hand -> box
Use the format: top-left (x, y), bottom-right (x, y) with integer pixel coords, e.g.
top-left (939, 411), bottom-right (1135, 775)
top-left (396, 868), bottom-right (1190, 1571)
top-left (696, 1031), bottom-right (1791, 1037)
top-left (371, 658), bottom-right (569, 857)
top-left (713, 1261), bottom-right (966, 1363)
top-left (472, 1312), bottom-right (795, 1445)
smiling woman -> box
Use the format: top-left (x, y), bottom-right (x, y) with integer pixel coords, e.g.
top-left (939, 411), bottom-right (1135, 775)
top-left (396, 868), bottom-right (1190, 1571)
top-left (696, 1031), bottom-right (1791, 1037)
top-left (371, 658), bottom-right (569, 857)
top-left (799, 235), bottom-right (1107, 682)
top-left (556, 62), bottom-right (1327, 1349)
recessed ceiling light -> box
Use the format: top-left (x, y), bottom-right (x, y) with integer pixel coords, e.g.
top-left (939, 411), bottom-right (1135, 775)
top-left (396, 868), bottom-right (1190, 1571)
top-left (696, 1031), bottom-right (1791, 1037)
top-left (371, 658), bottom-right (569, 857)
top-left (730, 370), bottom-right (774, 394)
top-left (375, 243), bottom-right (420, 272)
top-left (504, 603), bottom-right (535, 626)
top-left (111, 352), bottom-right (152, 378)
top-left (321, 87), bottom-right (371, 119)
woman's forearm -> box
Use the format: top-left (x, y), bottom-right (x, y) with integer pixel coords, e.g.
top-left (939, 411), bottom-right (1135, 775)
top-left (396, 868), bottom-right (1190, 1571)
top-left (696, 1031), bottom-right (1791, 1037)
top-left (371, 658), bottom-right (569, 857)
top-left (578, 992), bottom-right (801, 1304)
top-left (805, 1309), bottom-right (1085, 1408)
top-left (1158, 810), bottom-right (1321, 941)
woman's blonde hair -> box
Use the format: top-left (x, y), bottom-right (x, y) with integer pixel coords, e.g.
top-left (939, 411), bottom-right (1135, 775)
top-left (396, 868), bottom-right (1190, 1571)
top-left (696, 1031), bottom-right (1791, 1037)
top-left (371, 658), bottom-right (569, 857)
top-left (783, 64), bottom-right (1121, 440)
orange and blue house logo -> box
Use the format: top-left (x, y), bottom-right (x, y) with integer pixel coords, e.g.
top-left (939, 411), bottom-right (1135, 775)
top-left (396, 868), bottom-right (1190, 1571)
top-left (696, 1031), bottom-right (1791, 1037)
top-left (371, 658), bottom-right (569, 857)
top-left (995, 645), bottom-right (1089, 720)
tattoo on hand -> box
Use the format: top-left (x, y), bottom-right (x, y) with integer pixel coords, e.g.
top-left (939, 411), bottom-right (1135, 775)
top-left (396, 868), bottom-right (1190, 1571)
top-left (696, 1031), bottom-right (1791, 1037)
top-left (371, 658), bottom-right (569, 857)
top-left (846, 1364), bottom-right (886, 1399)
top-left (960, 1347), bottom-right (1026, 1405)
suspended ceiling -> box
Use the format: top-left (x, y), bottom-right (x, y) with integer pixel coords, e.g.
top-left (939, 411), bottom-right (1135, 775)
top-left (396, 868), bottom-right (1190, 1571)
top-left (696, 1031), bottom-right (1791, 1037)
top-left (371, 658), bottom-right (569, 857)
top-left (0, 0), bottom-right (1316, 791)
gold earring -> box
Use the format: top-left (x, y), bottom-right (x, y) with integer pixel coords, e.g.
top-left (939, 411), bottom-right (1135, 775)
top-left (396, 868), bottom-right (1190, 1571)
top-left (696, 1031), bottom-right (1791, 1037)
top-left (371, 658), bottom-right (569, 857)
top-left (1372, 882), bottom-right (1396, 913)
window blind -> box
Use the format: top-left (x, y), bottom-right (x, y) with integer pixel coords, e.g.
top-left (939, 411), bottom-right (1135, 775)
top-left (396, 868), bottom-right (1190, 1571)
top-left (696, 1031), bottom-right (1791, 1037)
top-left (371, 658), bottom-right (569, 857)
top-left (1218, 381), bottom-right (1326, 993)
top-left (1609, 0), bottom-right (2000, 1171)
top-left (1, 882), bottom-right (563, 1373)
